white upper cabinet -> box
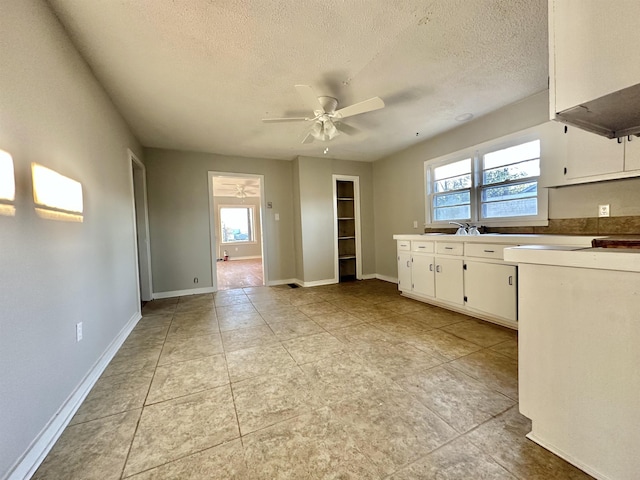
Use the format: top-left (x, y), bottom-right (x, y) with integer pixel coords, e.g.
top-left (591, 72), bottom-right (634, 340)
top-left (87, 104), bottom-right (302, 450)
top-left (564, 126), bottom-right (623, 179)
top-left (550, 0), bottom-right (640, 115)
top-left (624, 135), bottom-right (640, 172)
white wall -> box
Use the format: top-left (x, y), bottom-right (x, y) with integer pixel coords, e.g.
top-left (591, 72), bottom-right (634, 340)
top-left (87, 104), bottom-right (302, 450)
top-left (0, 1), bottom-right (142, 478)
top-left (144, 148), bottom-right (296, 293)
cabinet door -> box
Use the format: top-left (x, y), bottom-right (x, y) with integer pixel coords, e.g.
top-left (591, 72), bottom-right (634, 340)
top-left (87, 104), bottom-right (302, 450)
top-left (552, 0), bottom-right (640, 112)
top-left (624, 136), bottom-right (640, 172)
top-left (397, 251), bottom-right (412, 292)
top-left (565, 126), bottom-right (623, 179)
top-left (435, 257), bottom-right (463, 305)
top-left (464, 261), bottom-right (517, 321)
top-left (412, 254), bottom-right (435, 298)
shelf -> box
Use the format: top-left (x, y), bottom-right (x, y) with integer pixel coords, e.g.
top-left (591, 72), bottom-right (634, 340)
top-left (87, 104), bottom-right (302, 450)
top-left (337, 197), bottom-right (354, 201)
top-left (337, 217), bottom-right (355, 220)
top-left (339, 255), bottom-right (357, 260)
top-left (338, 236), bottom-right (356, 240)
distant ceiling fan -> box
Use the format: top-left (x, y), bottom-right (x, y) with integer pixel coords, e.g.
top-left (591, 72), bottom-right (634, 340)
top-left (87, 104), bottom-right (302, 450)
top-left (262, 85), bottom-right (385, 143)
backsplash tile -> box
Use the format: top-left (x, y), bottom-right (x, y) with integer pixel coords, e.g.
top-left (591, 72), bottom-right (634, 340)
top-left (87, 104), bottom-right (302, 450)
top-left (424, 216), bottom-right (640, 236)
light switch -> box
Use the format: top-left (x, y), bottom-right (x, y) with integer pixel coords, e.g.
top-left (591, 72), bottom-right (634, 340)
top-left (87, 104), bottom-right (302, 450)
top-left (413, 220), bottom-right (418, 228)
top-left (598, 204), bottom-right (610, 217)
top-left (275, 213), bottom-right (280, 221)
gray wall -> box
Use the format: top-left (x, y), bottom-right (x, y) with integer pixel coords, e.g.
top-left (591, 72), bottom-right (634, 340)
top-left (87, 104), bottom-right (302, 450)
top-left (0, 0), bottom-right (142, 477)
top-left (144, 148), bottom-right (296, 293)
top-left (372, 90), bottom-right (640, 279)
top-left (294, 156), bottom-right (376, 284)
top-left (212, 195), bottom-right (262, 259)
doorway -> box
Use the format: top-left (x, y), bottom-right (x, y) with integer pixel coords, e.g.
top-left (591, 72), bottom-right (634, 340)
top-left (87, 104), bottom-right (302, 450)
top-left (129, 150), bottom-right (153, 304)
top-left (208, 172), bottom-right (267, 290)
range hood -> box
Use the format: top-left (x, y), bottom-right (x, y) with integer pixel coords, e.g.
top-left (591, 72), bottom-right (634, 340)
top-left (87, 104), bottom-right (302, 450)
top-left (555, 83), bottom-right (640, 139)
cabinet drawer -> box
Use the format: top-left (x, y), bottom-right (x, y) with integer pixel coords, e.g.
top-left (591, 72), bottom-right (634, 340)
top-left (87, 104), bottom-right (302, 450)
top-left (411, 241), bottom-right (434, 253)
top-left (436, 242), bottom-right (464, 256)
top-left (465, 243), bottom-right (510, 260)
top-left (397, 241), bottom-right (410, 251)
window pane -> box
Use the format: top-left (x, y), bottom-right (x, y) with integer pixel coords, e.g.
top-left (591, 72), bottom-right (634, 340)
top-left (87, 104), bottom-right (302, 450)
top-left (433, 159), bottom-right (471, 181)
top-left (220, 207), bottom-right (253, 243)
top-left (484, 140), bottom-right (540, 170)
top-left (482, 197), bottom-right (538, 218)
top-left (434, 205), bottom-right (470, 221)
top-left (434, 174), bottom-right (472, 193)
top-left (483, 159), bottom-right (540, 185)
top-left (434, 191), bottom-right (470, 207)
top-left (482, 181), bottom-right (537, 202)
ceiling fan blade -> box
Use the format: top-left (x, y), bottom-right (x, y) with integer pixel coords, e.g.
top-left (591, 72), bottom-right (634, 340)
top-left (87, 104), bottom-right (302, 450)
top-left (333, 96), bottom-right (385, 119)
top-left (262, 117), bottom-right (309, 123)
top-left (301, 131), bottom-right (315, 144)
top-left (334, 122), bottom-right (360, 136)
top-left (295, 85), bottom-right (326, 114)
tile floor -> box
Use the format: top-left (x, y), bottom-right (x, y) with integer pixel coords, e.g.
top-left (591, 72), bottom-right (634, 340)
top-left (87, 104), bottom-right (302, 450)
top-left (216, 258), bottom-right (263, 290)
top-left (33, 280), bottom-right (593, 479)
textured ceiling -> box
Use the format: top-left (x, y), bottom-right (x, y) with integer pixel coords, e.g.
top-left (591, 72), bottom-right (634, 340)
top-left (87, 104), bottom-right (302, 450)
top-left (46, 0), bottom-right (548, 162)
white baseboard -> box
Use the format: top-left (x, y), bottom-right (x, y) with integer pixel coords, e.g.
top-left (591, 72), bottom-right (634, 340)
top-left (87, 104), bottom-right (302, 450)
top-left (361, 273), bottom-right (377, 280)
top-left (227, 255), bottom-right (261, 261)
top-left (526, 433), bottom-right (609, 480)
top-left (6, 311), bottom-right (142, 480)
top-left (266, 278), bottom-right (298, 287)
top-left (375, 273), bottom-right (398, 284)
top-left (153, 286), bottom-right (216, 299)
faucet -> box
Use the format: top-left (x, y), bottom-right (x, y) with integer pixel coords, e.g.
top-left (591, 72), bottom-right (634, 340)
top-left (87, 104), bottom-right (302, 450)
top-left (449, 221), bottom-right (469, 235)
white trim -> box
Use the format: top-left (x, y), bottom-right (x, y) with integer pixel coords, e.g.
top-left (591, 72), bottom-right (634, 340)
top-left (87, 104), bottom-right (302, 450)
top-left (153, 286), bottom-right (216, 299)
top-left (333, 175), bottom-right (363, 282)
top-left (266, 278), bottom-right (299, 287)
top-left (128, 150), bottom-right (153, 302)
top-left (375, 273), bottom-right (398, 284)
top-left (360, 273), bottom-right (377, 280)
top-left (298, 278), bottom-right (337, 288)
top-left (424, 123), bottom-right (550, 228)
top-left (526, 433), bottom-right (609, 480)
top-left (226, 255), bottom-right (262, 261)
top-left (6, 311), bottom-right (141, 480)
top-left (208, 172), bottom-right (268, 290)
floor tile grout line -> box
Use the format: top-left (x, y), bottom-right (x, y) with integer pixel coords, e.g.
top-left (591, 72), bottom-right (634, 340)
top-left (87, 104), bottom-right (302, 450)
top-left (119, 305), bottom-right (176, 479)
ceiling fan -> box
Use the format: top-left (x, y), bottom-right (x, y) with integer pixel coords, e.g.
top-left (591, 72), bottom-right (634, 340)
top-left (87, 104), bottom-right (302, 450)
top-left (262, 85), bottom-right (385, 143)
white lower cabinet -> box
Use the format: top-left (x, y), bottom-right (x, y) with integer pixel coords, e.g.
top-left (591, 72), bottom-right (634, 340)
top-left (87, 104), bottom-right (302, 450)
top-left (397, 251), bottom-right (412, 293)
top-left (464, 261), bottom-right (517, 322)
top-left (412, 254), bottom-right (435, 297)
top-left (435, 257), bottom-right (464, 305)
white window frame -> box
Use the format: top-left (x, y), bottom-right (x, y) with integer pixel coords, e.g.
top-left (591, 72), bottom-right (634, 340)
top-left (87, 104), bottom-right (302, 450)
top-left (425, 129), bottom-right (549, 228)
top-left (218, 204), bottom-right (257, 245)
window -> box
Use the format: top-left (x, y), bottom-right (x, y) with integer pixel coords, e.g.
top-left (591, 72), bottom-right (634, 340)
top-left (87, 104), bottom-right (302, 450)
top-left (432, 158), bottom-right (472, 222)
top-left (480, 140), bottom-right (540, 219)
top-left (426, 136), bottom-right (547, 226)
top-left (219, 206), bottom-right (254, 243)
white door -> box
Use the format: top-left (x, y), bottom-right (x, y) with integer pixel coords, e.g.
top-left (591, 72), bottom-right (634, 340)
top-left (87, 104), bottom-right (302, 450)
top-left (412, 254), bottom-right (435, 297)
top-left (464, 261), bottom-right (517, 321)
top-left (435, 257), bottom-right (463, 305)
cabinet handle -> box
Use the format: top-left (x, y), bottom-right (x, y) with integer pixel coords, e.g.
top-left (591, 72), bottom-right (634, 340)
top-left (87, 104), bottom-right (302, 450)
top-left (445, 247), bottom-right (453, 250)
top-left (429, 264), bottom-right (433, 271)
top-left (436, 265), bottom-right (441, 273)
top-left (628, 135), bottom-right (633, 142)
top-left (407, 260), bottom-right (411, 268)
top-left (618, 137), bottom-right (623, 144)
top-left (483, 249), bottom-right (495, 253)
top-left (418, 246), bottom-right (425, 249)
top-left (508, 275), bottom-right (513, 286)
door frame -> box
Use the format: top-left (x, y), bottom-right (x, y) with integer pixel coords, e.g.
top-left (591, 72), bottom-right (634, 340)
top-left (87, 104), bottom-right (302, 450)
top-left (332, 174), bottom-right (362, 281)
top-left (207, 171), bottom-right (267, 291)
top-left (128, 149), bottom-right (153, 303)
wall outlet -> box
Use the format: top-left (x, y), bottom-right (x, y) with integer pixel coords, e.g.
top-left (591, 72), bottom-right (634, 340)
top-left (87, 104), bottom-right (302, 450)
top-left (275, 213), bottom-right (280, 221)
top-left (598, 204), bottom-right (610, 217)
top-left (413, 220), bottom-right (418, 228)
top-left (76, 322), bottom-right (83, 342)
top-left (193, 277), bottom-right (198, 284)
